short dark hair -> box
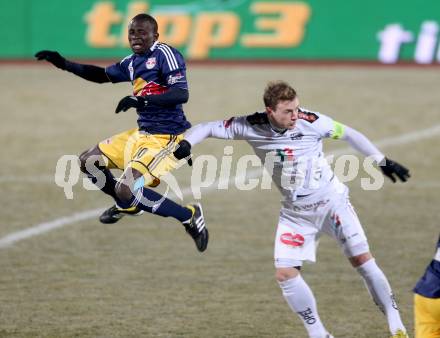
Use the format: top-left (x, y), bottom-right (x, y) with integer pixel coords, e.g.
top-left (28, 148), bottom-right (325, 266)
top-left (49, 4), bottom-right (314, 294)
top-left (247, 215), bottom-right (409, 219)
top-left (131, 13), bottom-right (158, 33)
top-left (263, 81), bottom-right (297, 110)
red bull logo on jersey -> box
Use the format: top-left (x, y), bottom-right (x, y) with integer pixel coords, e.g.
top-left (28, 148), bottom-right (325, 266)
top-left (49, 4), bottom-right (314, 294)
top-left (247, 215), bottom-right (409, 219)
top-left (133, 78), bottom-right (168, 96)
top-left (280, 232), bottom-right (305, 247)
top-left (145, 57), bottom-right (156, 70)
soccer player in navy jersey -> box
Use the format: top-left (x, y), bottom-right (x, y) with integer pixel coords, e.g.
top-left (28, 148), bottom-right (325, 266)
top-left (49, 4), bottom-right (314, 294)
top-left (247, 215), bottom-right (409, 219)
top-left (414, 234), bottom-right (440, 338)
top-left (35, 14), bottom-right (208, 252)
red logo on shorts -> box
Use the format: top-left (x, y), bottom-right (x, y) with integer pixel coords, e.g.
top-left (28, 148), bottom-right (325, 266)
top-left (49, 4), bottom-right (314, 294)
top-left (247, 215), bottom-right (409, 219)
top-left (280, 232), bottom-right (304, 247)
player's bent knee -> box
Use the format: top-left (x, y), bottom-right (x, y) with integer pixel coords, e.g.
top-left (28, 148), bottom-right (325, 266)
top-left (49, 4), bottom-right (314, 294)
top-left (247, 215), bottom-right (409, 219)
top-left (79, 150), bottom-right (91, 172)
top-left (275, 267), bottom-right (300, 282)
top-left (114, 183), bottom-right (134, 207)
top-left (79, 146), bottom-right (103, 172)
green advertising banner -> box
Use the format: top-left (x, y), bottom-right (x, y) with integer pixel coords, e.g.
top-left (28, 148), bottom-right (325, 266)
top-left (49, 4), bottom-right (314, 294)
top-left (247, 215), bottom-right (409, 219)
top-left (1, 0), bottom-right (440, 63)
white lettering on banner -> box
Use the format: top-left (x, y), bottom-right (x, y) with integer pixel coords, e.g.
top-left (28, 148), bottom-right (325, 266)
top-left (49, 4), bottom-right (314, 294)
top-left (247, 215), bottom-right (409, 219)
top-left (378, 20), bottom-right (440, 64)
top-left (415, 21), bottom-right (439, 64)
top-left (377, 24), bottom-right (413, 64)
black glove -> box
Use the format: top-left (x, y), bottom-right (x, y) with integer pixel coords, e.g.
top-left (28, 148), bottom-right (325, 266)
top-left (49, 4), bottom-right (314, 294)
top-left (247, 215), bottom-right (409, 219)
top-left (379, 157), bottom-right (410, 183)
top-left (115, 96), bottom-right (147, 114)
top-left (173, 140), bottom-right (192, 166)
top-left (34, 50), bottom-right (66, 69)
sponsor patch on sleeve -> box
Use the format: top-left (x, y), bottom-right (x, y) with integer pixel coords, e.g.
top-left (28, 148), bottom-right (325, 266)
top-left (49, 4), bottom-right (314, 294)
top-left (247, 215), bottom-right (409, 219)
top-left (167, 72), bottom-right (185, 85)
top-left (298, 111), bottom-right (319, 123)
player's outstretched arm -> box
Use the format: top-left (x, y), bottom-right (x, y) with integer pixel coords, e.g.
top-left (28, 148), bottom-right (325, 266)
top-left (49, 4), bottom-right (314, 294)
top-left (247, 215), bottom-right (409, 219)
top-left (173, 120), bottom-right (239, 166)
top-left (343, 126), bottom-right (410, 183)
top-left (35, 50), bottom-right (66, 69)
top-left (34, 50), bottom-right (110, 84)
top-left (185, 120), bottom-right (235, 146)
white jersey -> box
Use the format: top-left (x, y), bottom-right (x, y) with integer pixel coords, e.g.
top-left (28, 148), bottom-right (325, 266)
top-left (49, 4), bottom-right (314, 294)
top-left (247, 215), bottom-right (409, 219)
top-left (185, 109), bottom-right (384, 264)
top-left (187, 108), bottom-right (352, 201)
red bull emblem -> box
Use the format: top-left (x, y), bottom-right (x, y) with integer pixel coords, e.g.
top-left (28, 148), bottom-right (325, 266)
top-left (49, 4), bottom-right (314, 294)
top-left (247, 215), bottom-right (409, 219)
top-left (280, 232), bottom-right (304, 247)
top-left (146, 57), bottom-right (156, 69)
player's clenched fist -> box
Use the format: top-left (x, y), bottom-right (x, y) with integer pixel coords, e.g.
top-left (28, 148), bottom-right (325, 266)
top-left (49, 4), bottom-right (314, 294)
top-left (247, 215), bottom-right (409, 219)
top-left (115, 96), bottom-right (148, 114)
top-left (35, 50), bottom-right (66, 69)
top-left (379, 157), bottom-right (410, 183)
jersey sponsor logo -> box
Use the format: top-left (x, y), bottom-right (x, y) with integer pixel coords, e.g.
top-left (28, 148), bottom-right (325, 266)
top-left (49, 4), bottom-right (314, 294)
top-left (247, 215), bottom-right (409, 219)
top-left (133, 79), bottom-right (168, 96)
top-left (292, 199), bottom-right (330, 212)
top-left (167, 72), bottom-right (185, 85)
top-left (280, 232), bottom-right (304, 247)
top-left (223, 117), bottom-right (235, 128)
top-left (140, 82), bottom-right (168, 96)
top-left (146, 57), bottom-right (157, 69)
top-left (298, 111), bottom-right (319, 123)
top-left (289, 132), bottom-right (304, 140)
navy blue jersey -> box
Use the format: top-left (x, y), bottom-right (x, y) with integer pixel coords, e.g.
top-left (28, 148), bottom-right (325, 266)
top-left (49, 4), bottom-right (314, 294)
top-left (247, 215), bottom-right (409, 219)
top-left (414, 234), bottom-right (440, 298)
top-left (105, 41), bottom-right (191, 134)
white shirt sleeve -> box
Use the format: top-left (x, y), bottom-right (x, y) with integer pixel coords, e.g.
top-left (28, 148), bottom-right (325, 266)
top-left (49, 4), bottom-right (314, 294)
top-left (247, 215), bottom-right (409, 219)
top-left (342, 126), bottom-right (385, 162)
top-left (185, 116), bottom-right (248, 146)
top-left (306, 110), bottom-right (385, 162)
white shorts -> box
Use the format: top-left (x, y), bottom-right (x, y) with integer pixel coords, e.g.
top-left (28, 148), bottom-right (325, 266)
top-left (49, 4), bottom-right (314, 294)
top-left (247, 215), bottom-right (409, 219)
top-left (274, 181), bottom-right (369, 268)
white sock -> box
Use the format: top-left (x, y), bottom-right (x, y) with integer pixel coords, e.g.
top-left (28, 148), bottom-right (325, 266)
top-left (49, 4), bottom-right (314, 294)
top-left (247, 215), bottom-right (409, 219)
top-left (278, 275), bottom-right (329, 338)
top-left (356, 258), bottom-right (406, 335)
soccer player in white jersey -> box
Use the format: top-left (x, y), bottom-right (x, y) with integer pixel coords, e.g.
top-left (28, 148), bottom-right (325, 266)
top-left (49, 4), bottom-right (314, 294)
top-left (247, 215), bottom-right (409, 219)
top-left (173, 81), bottom-right (410, 338)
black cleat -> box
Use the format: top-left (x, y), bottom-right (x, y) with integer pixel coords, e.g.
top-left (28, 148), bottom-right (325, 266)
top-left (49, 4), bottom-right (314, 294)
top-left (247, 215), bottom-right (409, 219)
top-left (99, 205), bottom-right (144, 224)
top-left (183, 203), bottom-right (209, 252)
